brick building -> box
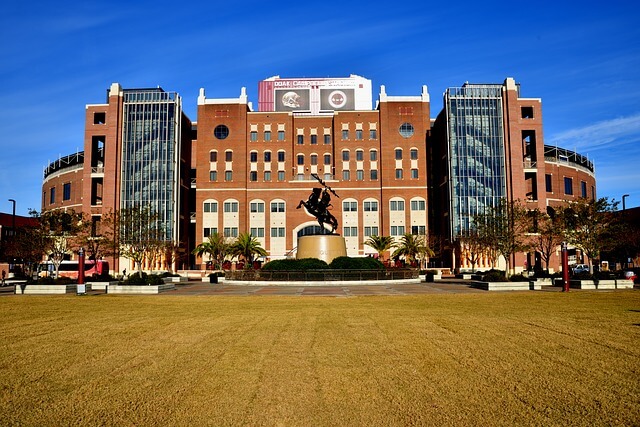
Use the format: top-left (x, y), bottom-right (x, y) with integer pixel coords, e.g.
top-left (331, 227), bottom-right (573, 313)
top-left (41, 75), bottom-right (596, 273)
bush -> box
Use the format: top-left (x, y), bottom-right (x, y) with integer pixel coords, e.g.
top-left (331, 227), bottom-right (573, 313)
top-left (262, 258), bottom-right (329, 271)
top-left (482, 270), bottom-right (508, 282)
top-left (572, 271), bottom-right (593, 280)
top-left (122, 272), bottom-right (164, 285)
top-left (508, 274), bottom-right (529, 282)
top-left (329, 256), bottom-right (385, 270)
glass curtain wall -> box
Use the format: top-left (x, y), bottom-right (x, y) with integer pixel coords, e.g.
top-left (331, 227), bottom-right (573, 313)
top-left (121, 89), bottom-right (181, 242)
top-left (445, 84), bottom-right (506, 238)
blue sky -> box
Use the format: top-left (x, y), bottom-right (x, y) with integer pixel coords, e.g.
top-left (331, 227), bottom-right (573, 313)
top-left (1, 1), bottom-right (639, 215)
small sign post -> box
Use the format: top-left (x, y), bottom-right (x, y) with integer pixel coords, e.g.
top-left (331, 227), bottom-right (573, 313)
top-left (77, 248), bottom-right (86, 295)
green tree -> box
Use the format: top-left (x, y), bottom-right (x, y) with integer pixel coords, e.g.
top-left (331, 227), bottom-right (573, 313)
top-left (118, 206), bottom-right (165, 277)
top-left (192, 232), bottom-right (231, 270)
top-left (560, 197), bottom-right (619, 273)
top-left (474, 199), bottom-right (531, 277)
top-left (391, 233), bottom-right (434, 267)
top-left (229, 233), bottom-right (267, 269)
top-left (38, 209), bottom-right (84, 278)
top-left (364, 235), bottom-right (396, 261)
top-left (529, 208), bottom-right (565, 273)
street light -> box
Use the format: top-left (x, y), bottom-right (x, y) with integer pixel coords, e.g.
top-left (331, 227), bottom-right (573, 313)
top-left (7, 199), bottom-right (15, 236)
top-left (622, 194), bottom-right (629, 211)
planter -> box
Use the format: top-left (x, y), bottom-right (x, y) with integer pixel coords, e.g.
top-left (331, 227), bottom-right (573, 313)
top-left (162, 276), bottom-right (188, 283)
top-left (86, 280), bottom-right (119, 291)
top-left (472, 281), bottom-right (536, 291)
top-left (570, 280), bottom-right (596, 289)
top-left (107, 284), bottom-right (175, 294)
top-left (617, 279), bottom-right (634, 289)
top-left (16, 284), bottom-right (88, 295)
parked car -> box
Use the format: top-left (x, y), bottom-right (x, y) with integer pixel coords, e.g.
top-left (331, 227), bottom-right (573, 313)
top-left (572, 264), bottom-right (589, 274)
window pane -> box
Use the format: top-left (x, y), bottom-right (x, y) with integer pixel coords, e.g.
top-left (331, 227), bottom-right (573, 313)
top-left (370, 150), bottom-right (377, 161)
top-left (264, 151), bottom-right (271, 162)
top-left (311, 135), bottom-right (317, 145)
top-left (356, 150), bottom-right (364, 161)
top-left (342, 151), bottom-right (349, 161)
top-left (210, 151), bottom-right (217, 162)
top-left (225, 151), bottom-right (232, 161)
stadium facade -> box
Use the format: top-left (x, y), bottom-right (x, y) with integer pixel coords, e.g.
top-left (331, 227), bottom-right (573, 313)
top-left (42, 75), bottom-right (596, 273)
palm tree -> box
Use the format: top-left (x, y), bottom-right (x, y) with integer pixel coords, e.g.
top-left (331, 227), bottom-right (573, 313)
top-left (192, 232), bottom-right (230, 270)
top-left (364, 235), bottom-right (396, 261)
top-left (229, 232), bottom-right (268, 268)
top-left (392, 233), bottom-right (434, 267)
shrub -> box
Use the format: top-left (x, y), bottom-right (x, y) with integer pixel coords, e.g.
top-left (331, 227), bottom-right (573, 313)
top-left (482, 270), bottom-right (508, 282)
top-left (122, 272), bottom-right (164, 285)
top-left (572, 271), bottom-right (593, 280)
top-left (262, 258), bottom-right (329, 271)
top-left (329, 256), bottom-right (385, 270)
top-left (508, 274), bottom-right (529, 282)
top-left (36, 277), bottom-right (55, 285)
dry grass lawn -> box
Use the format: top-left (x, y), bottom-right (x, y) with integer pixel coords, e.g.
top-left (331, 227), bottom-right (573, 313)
top-left (0, 291), bottom-right (638, 426)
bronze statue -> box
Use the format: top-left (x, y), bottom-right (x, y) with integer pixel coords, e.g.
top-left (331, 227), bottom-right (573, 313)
top-left (297, 174), bottom-right (339, 234)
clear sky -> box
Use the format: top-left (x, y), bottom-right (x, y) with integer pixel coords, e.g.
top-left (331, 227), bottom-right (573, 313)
top-left (1, 0), bottom-right (639, 216)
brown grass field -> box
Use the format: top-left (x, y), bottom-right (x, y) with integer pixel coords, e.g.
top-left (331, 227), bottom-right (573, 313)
top-left (0, 291), bottom-right (638, 426)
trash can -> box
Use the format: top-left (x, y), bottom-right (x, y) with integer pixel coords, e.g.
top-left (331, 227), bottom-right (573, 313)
top-left (209, 274), bottom-right (218, 284)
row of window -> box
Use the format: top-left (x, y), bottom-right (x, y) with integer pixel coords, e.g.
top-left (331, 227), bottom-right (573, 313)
top-left (204, 225), bottom-right (426, 239)
top-left (545, 174), bottom-right (591, 198)
top-left (248, 130), bottom-right (379, 144)
top-left (210, 168), bottom-right (420, 182)
top-left (46, 183), bottom-right (72, 205)
top-left (211, 148), bottom-right (419, 163)
top-left (203, 199), bottom-right (426, 214)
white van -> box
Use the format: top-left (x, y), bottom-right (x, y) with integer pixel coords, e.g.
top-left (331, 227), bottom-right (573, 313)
top-left (572, 264), bottom-right (589, 274)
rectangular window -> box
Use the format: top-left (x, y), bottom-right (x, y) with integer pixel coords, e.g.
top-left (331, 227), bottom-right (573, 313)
top-left (264, 131), bottom-right (271, 141)
top-left (209, 171), bottom-right (217, 181)
top-left (324, 154), bottom-right (331, 165)
top-left (204, 202), bottom-right (218, 213)
top-left (264, 171), bottom-right (271, 181)
top-left (224, 202), bottom-right (238, 213)
top-left (250, 131), bottom-right (258, 142)
top-left (93, 112), bottom-right (106, 125)
top-left (264, 152), bottom-right (271, 162)
top-left (564, 177), bottom-right (573, 195)
top-left (63, 183), bottom-right (71, 201)
top-left (364, 226), bottom-right (379, 237)
top-left (324, 134), bottom-right (331, 144)
top-left (356, 170), bottom-right (364, 181)
top-left (297, 154), bottom-right (304, 165)
top-left (249, 171), bottom-right (257, 181)
top-left (390, 200), bottom-right (405, 211)
top-left (343, 226), bottom-right (358, 237)
top-left (410, 169), bottom-right (418, 179)
top-left (370, 169), bottom-right (378, 180)
top-left (355, 129), bottom-right (363, 140)
top-left (370, 129), bottom-right (377, 140)
top-left (356, 150), bottom-right (364, 161)
top-left (342, 130), bottom-right (349, 140)
top-left (342, 170), bottom-right (350, 180)
top-left (224, 227), bottom-right (239, 238)
top-left (50, 187), bottom-right (55, 204)
top-left (395, 169), bottom-right (403, 179)
top-left (395, 149), bottom-right (402, 160)
top-left (210, 151), bottom-right (217, 162)
top-left (297, 135), bottom-right (304, 145)
top-left (203, 227), bottom-right (217, 238)
top-left (250, 227), bottom-right (265, 238)
top-left (278, 130), bottom-right (285, 141)
top-left (225, 171), bottom-right (233, 181)
top-left (271, 202), bottom-right (285, 212)
top-left (411, 225), bottom-right (426, 235)
top-left (342, 151), bottom-right (350, 161)
top-left (225, 151), bottom-right (233, 162)
top-left (521, 106), bottom-right (534, 119)
top-left (278, 151), bottom-right (285, 162)
top-left (364, 201), bottom-right (378, 212)
top-left (581, 181), bottom-right (587, 198)
top-left (410, 200), bottom-right (426, 210)
top-left (343, 201), bottom-right (358, 212)
top-left (410, 149), bottom-right (418, 160)
top-left (370, 150), bottom-right (377, 161)
top-left (278, 171), bottom-right (285, 181)
top-left (390, 226), bottom-right (405, 236)
top-left (310, 155), bottom-right (318, 166)
top-left (545, 174), bottom-right (552, 192)
top-left (310, 135), bottom-right (317, 145)
top-left (250, 152), bottom-right (258, 162)
top-left (271, 227), bottom-right (285, 238)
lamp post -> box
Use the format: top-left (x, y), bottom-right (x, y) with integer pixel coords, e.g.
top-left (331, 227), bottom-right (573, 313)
top-left (622, 194), bottom-right (629, 211)
top-left (561, 241), bottom-right (570, 292)
top-left (7, 199), bottom-right (15, 236)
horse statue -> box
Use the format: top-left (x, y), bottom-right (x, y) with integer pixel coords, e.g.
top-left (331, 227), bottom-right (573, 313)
top-left (297, 174), bottom-right (339, 234)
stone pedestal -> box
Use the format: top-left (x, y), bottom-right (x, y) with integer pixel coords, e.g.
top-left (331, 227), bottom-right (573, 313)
top-left (297, 235), bottom-right (347, 264)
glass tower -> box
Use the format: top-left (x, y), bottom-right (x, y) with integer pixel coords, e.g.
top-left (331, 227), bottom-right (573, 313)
top-left (120, 88), bottom-right (182, 241)
top-left (444, 84), bottom-right (506, 238)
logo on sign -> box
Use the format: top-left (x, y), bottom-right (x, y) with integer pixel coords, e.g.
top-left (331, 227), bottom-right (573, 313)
top-left (327, 90), bottom-right (347, 109)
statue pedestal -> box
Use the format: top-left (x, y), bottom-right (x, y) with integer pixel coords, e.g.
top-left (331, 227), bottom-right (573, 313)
top-left (297, 235), bottom-right (347, 264)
